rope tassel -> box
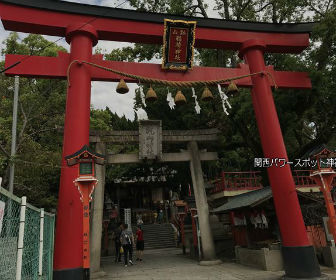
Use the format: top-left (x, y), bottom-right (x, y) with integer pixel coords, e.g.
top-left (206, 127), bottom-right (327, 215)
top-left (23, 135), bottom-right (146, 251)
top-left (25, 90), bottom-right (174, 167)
top-left (139, 85), bottom-right (147, 107)
top-left (166, 88), bottom-right (175, 110)
top-left (218, 84), bottom-right (231, 115)
top-left (191, 88), bottom-right (201, 114)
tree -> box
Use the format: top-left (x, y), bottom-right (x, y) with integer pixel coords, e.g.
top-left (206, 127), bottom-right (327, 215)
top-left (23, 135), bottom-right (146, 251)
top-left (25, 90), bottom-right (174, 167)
top-left (0, 33), bottom-right (139, 209)
top-left (110, 0), bottom-right (336, 178)
top-left (0, 33), bottom-right (68, 208)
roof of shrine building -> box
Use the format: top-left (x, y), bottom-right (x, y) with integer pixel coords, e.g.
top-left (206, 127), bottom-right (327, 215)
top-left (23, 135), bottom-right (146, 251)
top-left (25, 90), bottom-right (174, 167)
top-left (302, 144), bottom-right (336, 159)
top-left (211, 187), bottom-right (323, 213)
top-left (2, 0), bottom-right (315, 34)
top-left (212, 187), bottom-right (273, 213)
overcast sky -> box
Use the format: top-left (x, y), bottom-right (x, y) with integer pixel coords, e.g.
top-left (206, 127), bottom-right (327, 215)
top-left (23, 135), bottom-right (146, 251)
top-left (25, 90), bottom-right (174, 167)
top-left (0, 0), bottom-right (220, 120)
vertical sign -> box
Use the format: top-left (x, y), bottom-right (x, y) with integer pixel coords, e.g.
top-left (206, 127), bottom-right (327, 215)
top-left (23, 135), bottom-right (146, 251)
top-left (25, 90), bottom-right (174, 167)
top-left (162, 19), bottom-right (196, 71)
top-left (124, 208), bottom-right (131, 230)
top-left (139, 120), bottom-right (162, 160)
top-left (0, 200), bottom-right (5, 235)
top-left (168, 27), bottom-right (188, 63)
top-left (82, 203), bottom-right (90, 268)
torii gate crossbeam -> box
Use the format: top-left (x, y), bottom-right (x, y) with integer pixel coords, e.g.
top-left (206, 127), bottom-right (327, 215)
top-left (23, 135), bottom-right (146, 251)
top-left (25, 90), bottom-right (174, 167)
top-left (0, 0), bottom-right (320, 279)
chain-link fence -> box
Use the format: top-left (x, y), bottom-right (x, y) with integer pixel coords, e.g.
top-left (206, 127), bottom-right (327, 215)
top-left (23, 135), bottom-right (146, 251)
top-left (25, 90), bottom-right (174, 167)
top-left (0, 187), bottom-right (55, 280)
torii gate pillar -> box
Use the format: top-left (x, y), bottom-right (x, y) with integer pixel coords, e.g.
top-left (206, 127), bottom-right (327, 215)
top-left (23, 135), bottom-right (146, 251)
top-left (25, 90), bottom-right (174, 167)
top-left (53, 24), bottom-right (98, 279)
top-left (188, 141), bottom-right (219, 263)
top-left (239, 40), bottom-right (321, 279)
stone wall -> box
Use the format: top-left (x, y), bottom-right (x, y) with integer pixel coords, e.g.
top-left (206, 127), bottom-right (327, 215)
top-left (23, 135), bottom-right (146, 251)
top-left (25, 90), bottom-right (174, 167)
top-left (235, 246), bottom-right (283, 271)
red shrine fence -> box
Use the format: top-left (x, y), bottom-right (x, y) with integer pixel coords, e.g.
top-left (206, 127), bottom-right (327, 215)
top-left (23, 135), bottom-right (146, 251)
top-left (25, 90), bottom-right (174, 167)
top-left (209, 170), bottom-right (336, 194)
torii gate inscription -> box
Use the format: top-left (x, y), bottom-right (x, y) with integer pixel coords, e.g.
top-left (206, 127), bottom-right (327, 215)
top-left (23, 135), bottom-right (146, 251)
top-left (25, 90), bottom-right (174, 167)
top-left (0, 0), bottom-right (320, 279)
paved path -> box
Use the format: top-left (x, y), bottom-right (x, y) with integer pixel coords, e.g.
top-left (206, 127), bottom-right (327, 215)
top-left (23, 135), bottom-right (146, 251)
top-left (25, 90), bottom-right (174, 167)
top-left (99, 248), bottom-right (336, 280)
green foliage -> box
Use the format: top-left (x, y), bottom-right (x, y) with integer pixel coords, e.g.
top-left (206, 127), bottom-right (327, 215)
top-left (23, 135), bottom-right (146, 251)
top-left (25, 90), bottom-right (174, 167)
top-left (0, 34), bottom-right (139, 209)
top-left (120, 0), bottom-right (336, 180)
top-left (0, 33), bottom-right (68, 209)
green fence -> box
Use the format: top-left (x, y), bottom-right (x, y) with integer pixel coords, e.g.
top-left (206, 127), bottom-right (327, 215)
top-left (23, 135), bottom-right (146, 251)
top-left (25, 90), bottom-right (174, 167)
top-left (0, 187), bottom-right (55, 280)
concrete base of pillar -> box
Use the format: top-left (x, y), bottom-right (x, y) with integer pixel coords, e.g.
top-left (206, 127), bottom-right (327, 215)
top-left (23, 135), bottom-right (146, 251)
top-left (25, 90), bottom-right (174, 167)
top-left (282, 274), bottom-right (329, 280)
top-left (199, 259), bottom-right (222, 266)
top-left (91, 270), bottom-right (107, 279)
top-left (282, 245), bottom-right (321, 278)
top-left (322, 246), bottom-right (336, 268)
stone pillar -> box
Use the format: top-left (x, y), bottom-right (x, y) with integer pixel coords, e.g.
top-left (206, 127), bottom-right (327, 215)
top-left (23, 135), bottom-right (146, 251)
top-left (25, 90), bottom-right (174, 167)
top-left (90, 142), bottom-right (106, 276)
top-left (188, 141), bottom-right (219, 264)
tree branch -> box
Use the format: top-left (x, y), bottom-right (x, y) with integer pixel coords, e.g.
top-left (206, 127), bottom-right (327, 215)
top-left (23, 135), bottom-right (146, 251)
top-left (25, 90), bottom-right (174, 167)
top-left (237, 0), bottom-right (252, 20)
top-left (222, 0), bottom-right (231, 19)
top-left (271, 2), bottom-right (278, 23)
top-left (255, 2), bottom-right (272, 13)
top-left (183, 5), bottom-right (198, 15)
top-left (0, 143), bottom-right (10, 158)
top-left (308, 3), bottom-right (325, 17)
top-left (196, 0), bottom-right (208, 18)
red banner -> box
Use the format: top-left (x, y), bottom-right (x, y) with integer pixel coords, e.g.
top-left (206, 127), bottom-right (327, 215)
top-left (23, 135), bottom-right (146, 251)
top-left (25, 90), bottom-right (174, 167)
top-left (168, 27), bottom-right (188, 63)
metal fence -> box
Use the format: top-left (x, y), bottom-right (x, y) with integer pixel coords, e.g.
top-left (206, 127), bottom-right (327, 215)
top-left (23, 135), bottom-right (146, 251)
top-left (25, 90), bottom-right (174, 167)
top-left (0, 187), bottom-right (55, 280)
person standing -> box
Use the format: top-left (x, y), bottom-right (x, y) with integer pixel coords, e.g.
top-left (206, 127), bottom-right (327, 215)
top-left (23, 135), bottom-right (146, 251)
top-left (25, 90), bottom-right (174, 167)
top-left (158, 209), bottom-right (163, 224)
top-left (153, 211), bottom-right (158, 224)
top-left (120, 223), bottom-right (134, 267)
top-left (136, 225), bottom-right (144, 261)
top-left (113, 222), bottom-right (122, 263)
top-left (137, 214), bottom-right (144, 226)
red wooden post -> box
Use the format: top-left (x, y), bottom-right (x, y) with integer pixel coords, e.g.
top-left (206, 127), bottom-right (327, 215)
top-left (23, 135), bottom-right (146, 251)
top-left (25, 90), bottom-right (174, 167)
top-left (82, 185), bottom-right (91, 270)
top-left (239, 39), bottom-right (321, 278)
top-left (103, 220), bottom-right (109, 255)
top-left (73, 179), bottom-right (97, 280)
top-left (311, 171), bottom-right (336, 241)
top-left (53, 24), bottom-right (98, 279)
top-left (190, 209), bottom-right (198, 249)
top-left (178, 213), bottom-right (186, 255)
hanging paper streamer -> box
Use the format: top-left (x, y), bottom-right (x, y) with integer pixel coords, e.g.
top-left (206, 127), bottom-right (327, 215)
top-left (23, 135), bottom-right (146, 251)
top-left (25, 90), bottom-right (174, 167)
top-left (139, 85), bottom-right (147, 107)
top-left (191, 87), bottom-right (201, 114)
top-left (218, 84), bottom-right (231, 115)
top-left (166, 88), bottom-right (175, 109)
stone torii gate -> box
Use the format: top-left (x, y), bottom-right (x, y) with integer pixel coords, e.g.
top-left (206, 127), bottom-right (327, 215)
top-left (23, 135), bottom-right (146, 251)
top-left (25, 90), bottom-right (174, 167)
top-left (90, 121), bottom-right (220, 273)
top-left (0, 0), bottom-right (320, 279)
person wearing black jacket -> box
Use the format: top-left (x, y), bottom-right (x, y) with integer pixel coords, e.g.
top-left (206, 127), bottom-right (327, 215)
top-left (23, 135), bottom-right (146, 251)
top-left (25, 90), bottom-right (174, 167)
top-left (113, 222), bottom-right (122, 263)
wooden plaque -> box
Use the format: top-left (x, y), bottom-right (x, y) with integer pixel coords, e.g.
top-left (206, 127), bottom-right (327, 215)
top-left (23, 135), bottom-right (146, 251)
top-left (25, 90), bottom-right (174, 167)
top-left (162, 19), bottom-right (196, 71)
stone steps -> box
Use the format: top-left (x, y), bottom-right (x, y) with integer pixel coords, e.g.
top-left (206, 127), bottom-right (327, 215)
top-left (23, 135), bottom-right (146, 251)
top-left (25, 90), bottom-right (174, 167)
top-left (133, 223), bottom-right (176, 250)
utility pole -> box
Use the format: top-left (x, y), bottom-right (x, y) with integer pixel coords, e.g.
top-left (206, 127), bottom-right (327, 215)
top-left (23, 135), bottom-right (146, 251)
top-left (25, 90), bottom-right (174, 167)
top-left (8, 75), bottom-right (19, 194)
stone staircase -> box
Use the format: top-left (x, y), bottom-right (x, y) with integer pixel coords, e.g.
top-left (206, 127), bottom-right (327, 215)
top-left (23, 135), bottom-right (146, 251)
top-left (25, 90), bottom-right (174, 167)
top-left (135, 223), bottom-right (176, 250)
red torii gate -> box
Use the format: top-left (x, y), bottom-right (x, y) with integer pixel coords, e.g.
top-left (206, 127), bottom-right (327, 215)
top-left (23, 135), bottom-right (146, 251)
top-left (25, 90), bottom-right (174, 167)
top-left (0, 0), bottom-right (320, 279)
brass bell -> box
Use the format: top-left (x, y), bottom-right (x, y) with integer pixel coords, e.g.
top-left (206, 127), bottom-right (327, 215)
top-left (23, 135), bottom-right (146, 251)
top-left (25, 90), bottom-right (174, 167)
top-left (201, 86), bottom-right (214, 101)
top-left (227, 81), bottom-right (239, 95)
top-left (174, 90), bottom-right (187, 105)
top-left (116, 79), bottom-right (129, 94)
top-left (145, 86), bottom-right (157, 102)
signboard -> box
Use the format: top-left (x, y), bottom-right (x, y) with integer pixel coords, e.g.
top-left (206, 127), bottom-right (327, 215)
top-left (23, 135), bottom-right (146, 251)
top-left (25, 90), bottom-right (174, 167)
top-left (0, 200), bottom-right (5, 235)
top-left (162, 19), bottom-right (196, 71)
top-left (139, 120), bottom-right (162, 160)
top-left (124, 208), bottom-right (131, 230)
top-left (79, 162), bottom-right (93, 175)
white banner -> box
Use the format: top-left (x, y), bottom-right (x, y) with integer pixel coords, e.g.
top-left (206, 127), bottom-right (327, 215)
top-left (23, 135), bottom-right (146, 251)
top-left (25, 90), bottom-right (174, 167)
top-left (124, 208), bottom-right (131, 230)
top-left (0, 200), bottom-right (5, 235)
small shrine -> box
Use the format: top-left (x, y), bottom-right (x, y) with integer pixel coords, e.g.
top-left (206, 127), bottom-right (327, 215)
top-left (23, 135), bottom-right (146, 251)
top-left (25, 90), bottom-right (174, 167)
top-left (309, 145), bottom-right (336, 242)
